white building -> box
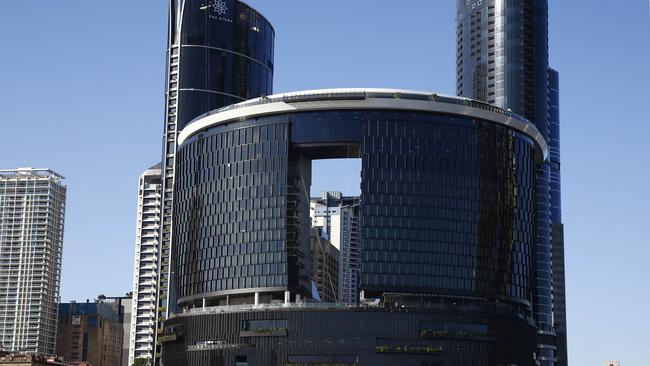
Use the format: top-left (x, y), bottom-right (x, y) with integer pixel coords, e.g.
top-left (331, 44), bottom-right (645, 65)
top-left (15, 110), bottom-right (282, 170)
top-left (310, 192), bottom-right (361, 304)
top-left (604, 361), bottom-right (621, 366)
top-left (0, 168), bottom-right (66, 355)
top-left (128, 164), bottom-right (161, 365)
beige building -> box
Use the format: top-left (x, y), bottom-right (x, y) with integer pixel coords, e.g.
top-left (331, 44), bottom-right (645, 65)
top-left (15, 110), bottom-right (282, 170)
top-left (56, 302), bottom-right (122, 366)
top-left (310, 228), bottom-right (340, 303)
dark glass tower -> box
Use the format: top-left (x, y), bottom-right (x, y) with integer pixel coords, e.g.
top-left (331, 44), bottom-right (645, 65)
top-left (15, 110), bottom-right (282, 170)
top-left (155, 0), bottom-right (274, 361)
top-left (549, 67), bottom-right (568, 366)
top-left (456, 1), bottom-right (566, 365)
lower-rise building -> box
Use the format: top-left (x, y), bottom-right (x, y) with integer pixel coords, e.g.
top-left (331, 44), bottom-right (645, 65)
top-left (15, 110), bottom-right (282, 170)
top-left (0, 353), bottom-right (66, 366)
top-left (310, 192), bottom-right (361, 304)
top-left (310, 228), bottom-right (339, 303)
top-left (56, 302), bottom-right (122, 366)
top-left (100, 297), bottom-right (131, 366)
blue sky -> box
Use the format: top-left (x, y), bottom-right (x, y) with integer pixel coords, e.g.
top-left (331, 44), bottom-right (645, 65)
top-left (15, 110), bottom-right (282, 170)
top-left (1, 1), bottom-right (649, 365)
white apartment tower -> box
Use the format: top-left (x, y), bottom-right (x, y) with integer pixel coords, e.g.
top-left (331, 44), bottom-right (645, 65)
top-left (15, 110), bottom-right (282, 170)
top-left (310, 192), bottom-right (361, 304)
top-left (128, 164), bottom-right (161, 365)
top-left (0, 168), bottom-right (66, 355)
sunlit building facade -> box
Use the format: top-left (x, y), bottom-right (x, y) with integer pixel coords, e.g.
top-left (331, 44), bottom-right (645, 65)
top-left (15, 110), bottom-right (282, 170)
top-left (0, 168), bottom-right (66, 355)
top-left (128, 164), bottom-right (161, 365)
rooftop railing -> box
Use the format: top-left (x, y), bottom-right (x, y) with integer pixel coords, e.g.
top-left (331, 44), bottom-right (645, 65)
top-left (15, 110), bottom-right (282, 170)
top-left (185, 89), bottom-right (527, 129)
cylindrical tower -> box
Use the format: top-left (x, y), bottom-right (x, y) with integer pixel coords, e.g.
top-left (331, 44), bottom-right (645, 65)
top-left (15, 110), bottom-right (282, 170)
top-left (155, 0), bottom-right (274, 362)
top-left (165, 89), bottom-right (549, 365)
top-left (456, 0), bottom-right (549, 132)
top-left (172, 0), bottom-right (275, 130)
top-left (456, 1), bottom-right (560, 365)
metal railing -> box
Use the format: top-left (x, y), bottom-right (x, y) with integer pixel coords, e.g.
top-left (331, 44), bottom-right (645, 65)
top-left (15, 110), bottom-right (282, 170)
top-left (184, 89), bottom-right (528, 130)
top-left (181, 302), bottom-right (359, 316)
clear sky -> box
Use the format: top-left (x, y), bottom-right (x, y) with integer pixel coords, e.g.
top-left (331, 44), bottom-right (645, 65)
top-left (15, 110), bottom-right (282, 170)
top-left (1, 1), bottom-right (649, 365)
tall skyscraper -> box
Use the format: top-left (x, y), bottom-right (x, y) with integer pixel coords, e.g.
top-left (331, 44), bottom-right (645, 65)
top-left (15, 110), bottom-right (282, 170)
top-left (310, 192), bottom-right (361, 304)
top-left (456, 1), bottom-right (566, 365)
top-left (549, 67), bottom-right (568, 366)
top-left (0, 168), bottom-right (66, 355)
top-left (128, 164), bottom-right (161, 365)
top-left (155, 4), bottom-right (274, 361)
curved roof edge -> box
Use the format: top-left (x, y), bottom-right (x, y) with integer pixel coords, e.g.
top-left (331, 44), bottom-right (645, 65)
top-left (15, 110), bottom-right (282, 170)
top-left (178, 88), bottom-right (549, 160)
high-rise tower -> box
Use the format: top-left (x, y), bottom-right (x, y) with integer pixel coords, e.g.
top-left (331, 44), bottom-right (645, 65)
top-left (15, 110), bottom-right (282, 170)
top-left (154, 0), bottom-right (274, 361)
top-left (456, 1), bottom-right (566, 365)
top-left (128, 164), bottom-right (161, 364)
top-left (549, 67), bottom-right (568, 366)
top-left (0, 168), bottom-right (66, 355)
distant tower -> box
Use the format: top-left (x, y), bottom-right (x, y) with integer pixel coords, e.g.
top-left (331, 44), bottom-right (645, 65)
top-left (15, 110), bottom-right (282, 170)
top-left (128, 164), bottom-right (161, 364)
top-left (456, 1), bottom-right (566, 364)
top-left (310, 228), bottom-right (339, 303)
top-left (0, 168), bottom-right (66, 355)
top-left (155, 0), bottom-right (275, 361)
top-left (549, 67), bottom-right (568, 366)
top-left (310, 192), bottom-right (361, 304)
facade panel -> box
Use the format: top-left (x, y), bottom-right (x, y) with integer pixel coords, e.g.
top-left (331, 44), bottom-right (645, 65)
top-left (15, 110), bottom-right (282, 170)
top-left (161, 305), bottom-right (536, 366)
top-left (174, 119), bottom-right (305, 306)
top-left (360, 114), bottom-right (535, 304)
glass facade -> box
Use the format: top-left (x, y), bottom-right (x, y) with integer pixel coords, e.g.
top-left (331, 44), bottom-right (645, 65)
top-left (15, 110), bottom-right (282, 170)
top-left (156, 1), bottom-right (274, 361)
top-left (174, 107), bottom-right (541, 312)
top-left (174, 0), bottom-right (274, 130)
top-left (549, 68), bottom-right (568, 366)
top-left (167, 90), bottom-right (549, 364)
top-left (456, 0), bottom-right (549, 131)
top-left (174, 119), bottom-right (311, 304)
top-left (161, 303), bottom-right (537, 365)
top-left (361, 114), bottom-right (535, 305)
top-left (456, 1), bottom-right (566, 364)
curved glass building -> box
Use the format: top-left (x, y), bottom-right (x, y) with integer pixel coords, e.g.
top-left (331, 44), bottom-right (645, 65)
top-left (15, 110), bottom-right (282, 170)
top-left (161, 89), bottom-right (549, 365)
top-left (170, 0), bottom-right (275, 129)
top-left (153, 0), bottom-right (274, 362)
top-left (456, 1), bottom-right (566, 364)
